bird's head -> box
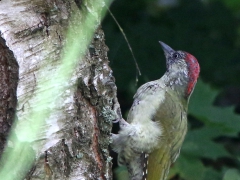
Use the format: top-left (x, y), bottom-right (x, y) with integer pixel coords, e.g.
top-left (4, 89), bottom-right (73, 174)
top-left (159, 41), bottom-right (200, 98)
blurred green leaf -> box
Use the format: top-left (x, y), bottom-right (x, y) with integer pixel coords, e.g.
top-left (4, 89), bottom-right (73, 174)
top-left (173, 155), bottom-right (205, 180)
top-left (182, 127), bottom-right (230, 159)
top-left (223, 169), bottom-right (240, 180)
top-left (202, 167), bottom-right (222, 180)
top-left (189, 79), bottom-right (240, 135)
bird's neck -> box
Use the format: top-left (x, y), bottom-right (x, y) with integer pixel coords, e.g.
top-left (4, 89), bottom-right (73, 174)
top-left (162, 70), bottom-right (192, 101)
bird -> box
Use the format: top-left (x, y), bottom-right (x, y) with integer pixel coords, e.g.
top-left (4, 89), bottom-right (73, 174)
top-left (111, 41), bottom-right (200, 180)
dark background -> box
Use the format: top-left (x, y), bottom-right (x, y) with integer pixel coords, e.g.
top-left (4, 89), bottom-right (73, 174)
top-left (102, 0), bottom-right (240, 179)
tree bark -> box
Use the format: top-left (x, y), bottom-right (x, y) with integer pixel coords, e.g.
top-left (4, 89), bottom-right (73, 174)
top-left (0, 0), bottom-right (119, 179)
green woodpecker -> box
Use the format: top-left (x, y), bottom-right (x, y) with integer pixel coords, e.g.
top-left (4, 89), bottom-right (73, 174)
top-left (112, 41), bottom-right (200, 180)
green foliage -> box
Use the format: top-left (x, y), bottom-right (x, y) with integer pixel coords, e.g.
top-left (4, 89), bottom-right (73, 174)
top-left (169, 79), bottom-right (240, 180)
top-left (217, 0), bottom-right (240, 14)
top-left (189, 80), bottom-right (240, 136)
top-left (223, 168), bottom-right (240, 180)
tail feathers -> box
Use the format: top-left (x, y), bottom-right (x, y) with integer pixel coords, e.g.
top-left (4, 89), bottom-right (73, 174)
top-left (142, 153), bottom-right (148, 180)
top-left (115, 146), bottom-right (172, 180)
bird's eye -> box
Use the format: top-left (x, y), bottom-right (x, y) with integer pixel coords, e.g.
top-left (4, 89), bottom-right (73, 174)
top-left (173, 53), bottom-right (180, 59)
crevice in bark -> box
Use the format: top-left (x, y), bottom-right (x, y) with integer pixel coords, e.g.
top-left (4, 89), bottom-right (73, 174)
top-left (0, 36), bottom-right (19, 155)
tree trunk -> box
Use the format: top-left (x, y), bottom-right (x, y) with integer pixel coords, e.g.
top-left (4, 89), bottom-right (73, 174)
top-left (0, 0), bottom-right (119, 179)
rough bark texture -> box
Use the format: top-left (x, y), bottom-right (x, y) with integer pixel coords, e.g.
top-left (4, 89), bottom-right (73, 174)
top-left (0, 0), bottom-right (119, 179)
top-left (0, 36), bottom-right (19, 154)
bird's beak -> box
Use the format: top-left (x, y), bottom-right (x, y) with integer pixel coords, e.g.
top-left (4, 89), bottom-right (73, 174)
top-left (159, 41), bottom-right (174, 56)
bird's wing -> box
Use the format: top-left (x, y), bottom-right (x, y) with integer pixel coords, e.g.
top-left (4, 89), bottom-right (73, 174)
top-left (133, 80), bottom-right (162, 100)
top-left (128, 80), bottom-right (165, 123)
top-left (146, 145), bottom-right (171, 180)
